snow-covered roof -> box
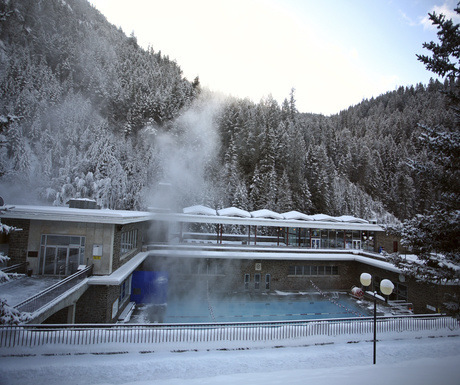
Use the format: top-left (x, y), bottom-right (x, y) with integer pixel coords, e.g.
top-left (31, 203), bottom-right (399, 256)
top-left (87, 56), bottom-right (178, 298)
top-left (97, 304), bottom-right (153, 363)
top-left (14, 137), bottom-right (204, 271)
top-left (250, 209), bottom-right (285, 220)
top-left (183, 205), bottom-right (217, 216)
top-left (150, 206), bottom-right (383, 231)
top-left (310, 214), bottom-right (340, 222)
top-left (217, 207), bottom-right (251, 218)
top-left (335, 215), bottom-right (369, 224)
top-left (89, 252), bottom-right (149, 285)
top-left (0, 205), bottom-right (154, 225)
top-left (282, 211), bottom-right (315, 221)
top-left (148, 246), bottom-right (401, 272)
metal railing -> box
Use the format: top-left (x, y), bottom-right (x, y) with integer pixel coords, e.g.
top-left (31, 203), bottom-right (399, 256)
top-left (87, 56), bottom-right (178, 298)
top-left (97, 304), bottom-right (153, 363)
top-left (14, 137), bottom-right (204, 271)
top-left (0, 314), bottom-right (458, 348)
top-left (14, 265), bottom-right (93, 313)
top-left (0, 262), bottom-right (28, 274)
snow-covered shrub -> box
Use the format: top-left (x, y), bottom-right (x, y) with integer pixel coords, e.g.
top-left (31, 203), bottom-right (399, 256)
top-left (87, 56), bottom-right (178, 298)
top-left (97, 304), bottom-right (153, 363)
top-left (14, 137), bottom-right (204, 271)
top-left (0, 298), bottom-right (30, 325)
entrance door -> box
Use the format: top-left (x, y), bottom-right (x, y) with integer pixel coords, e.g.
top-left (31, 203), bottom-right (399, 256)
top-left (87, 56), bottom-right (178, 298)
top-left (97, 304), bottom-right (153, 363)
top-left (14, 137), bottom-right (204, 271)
top-left (42, 246), bottom-right (80, 275)
top-left (353, 240), bottom-right (362, 249)
top-left (68, 247), bottom-right (80, 274)
top-left (311, 238), bottom-right (321, 249)
top-left (44, 246), bottom-right (57, 274)
top-left (56, 247), bottom-right (68, 275)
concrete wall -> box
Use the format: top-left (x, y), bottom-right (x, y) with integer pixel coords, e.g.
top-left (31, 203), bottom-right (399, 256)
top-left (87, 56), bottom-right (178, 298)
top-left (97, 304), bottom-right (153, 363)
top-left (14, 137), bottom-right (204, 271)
top-left (26, 220), bottom-right (115, 275)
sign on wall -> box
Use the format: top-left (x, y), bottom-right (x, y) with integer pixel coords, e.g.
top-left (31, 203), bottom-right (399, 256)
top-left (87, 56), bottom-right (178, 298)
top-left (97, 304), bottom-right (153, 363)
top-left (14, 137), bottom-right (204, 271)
top-left (93, 244), bottom-right (103, 260)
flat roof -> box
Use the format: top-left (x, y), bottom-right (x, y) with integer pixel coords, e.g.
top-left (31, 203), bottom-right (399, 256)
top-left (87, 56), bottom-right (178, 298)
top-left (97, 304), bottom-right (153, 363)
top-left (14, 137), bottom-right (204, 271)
top-left (0, 205), bottom-right (154, 225)
top-left (152, 212), bottom-right (383, 231)
top-left (0, 205), bottom-right (383, 231)
top-left (147, 246), bottom-right (401, 273)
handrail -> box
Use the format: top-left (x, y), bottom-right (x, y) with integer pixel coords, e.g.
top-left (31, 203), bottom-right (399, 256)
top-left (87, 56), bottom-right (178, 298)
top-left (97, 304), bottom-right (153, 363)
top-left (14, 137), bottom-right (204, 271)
top-left (14, 265), bottom-right (93, 313)
top-left (0, 314), bottom-right (458, 348)
top-left (0, 262), bottom-right (28, 274)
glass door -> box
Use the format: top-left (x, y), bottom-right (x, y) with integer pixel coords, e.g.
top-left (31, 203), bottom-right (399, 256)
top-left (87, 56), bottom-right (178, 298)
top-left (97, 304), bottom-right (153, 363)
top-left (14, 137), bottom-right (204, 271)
top-left (311, 238), bottom-right (321, 249)
top-left (44, 246), bottom-right (57, 274)
top-left (56, 247), bottom-right (68, 275)
top-left (39, 235), bottom-right (85, 276)
top-left (68, 248), bottom-right (80, 274)
top-left (353, 240), bottom-right (362, 249)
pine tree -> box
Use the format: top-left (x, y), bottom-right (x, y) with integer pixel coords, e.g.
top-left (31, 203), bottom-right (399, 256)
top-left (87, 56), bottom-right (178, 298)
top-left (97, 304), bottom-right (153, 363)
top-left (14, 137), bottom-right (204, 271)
top-left (389, 5), bottom-right (460, 292)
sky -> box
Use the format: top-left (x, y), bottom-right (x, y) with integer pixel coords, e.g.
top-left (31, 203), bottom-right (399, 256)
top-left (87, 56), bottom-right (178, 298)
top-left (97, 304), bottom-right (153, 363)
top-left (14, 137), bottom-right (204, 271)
top-left (88, 0), bottom-right (460, 115)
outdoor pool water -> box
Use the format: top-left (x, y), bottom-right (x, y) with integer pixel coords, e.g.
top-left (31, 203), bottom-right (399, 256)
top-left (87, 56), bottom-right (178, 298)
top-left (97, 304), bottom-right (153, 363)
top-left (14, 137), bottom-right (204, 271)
top-left (130, 293), bottom-right (371, 323)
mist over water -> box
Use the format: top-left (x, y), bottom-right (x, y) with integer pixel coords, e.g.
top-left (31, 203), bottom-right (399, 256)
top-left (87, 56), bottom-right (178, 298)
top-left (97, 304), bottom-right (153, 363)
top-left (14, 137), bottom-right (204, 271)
top-left (139, 93), bottom-right (237, 322)
top-left (146, 92), bottom-right (225, 212)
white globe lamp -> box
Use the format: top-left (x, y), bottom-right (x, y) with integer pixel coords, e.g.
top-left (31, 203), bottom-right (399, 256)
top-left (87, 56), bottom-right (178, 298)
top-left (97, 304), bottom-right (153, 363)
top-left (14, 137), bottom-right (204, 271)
top-left (380, 279), bottom-right (394, 296)
top-left (360, 273), bottom-right (372, 287)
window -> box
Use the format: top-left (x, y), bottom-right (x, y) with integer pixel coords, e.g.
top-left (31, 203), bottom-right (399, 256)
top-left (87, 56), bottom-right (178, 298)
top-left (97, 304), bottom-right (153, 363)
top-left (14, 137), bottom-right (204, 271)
top-left (119, 275), bottom-right (132, 304)
top-left (244, 274), bottom-right (250, 290)
top-left (254, 273), bottom-right (260, 290)
top-left (288, 265), bottom-right (339, 276)
top-left (121, 229), bottom-right (138, 255)
top-left (265, 274), bottom-right (270, 290)
top-left (394, 283), bottom-right (408, 301)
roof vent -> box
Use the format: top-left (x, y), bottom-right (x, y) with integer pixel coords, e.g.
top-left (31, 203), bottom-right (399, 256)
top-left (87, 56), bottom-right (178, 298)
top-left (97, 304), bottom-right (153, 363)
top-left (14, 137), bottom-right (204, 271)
top-left (67, 199), bottom-right (99, 209)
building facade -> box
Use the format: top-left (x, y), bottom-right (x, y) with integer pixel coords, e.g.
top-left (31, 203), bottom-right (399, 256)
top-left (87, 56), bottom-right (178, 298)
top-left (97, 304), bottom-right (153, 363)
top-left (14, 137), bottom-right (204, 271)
top-left (1, 203), bottom-right (458, 322)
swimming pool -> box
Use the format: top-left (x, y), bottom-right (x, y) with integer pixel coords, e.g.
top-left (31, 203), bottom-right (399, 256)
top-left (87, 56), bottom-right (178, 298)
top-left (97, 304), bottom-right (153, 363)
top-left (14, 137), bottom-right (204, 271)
top-left (130, 293), bottom-right (371, 323)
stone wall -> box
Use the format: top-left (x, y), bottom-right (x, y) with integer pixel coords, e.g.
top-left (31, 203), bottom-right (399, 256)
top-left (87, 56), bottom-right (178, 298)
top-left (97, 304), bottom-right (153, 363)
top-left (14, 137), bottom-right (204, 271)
top-left (143, 255), bottom-right (459, 315)
top-left (1, 218), bottom-right (30, 265)
top-left (146, 256), bottom-right (360, 296)
top-left (374, 231), bottom-right (410, 254)
top-left (76, 285), bottom-right (121, 323)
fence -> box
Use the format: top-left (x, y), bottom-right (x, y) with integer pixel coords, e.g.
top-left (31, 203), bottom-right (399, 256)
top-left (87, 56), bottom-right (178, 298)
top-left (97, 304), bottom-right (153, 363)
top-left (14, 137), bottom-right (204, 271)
top-left (14, 265), bottom-right (93, 313)
top-left (1, 314), bottom-right (458, 348)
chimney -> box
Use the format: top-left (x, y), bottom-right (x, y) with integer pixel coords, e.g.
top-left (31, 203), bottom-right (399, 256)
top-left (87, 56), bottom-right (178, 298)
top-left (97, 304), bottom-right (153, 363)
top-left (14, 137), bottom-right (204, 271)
top-left (67, 199), bottom-right (99, 209)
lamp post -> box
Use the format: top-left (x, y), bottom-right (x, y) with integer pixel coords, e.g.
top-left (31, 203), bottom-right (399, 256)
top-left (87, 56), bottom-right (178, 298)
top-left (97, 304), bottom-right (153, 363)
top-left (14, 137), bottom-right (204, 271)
top-left (360, 273), bottom-right (394, 364)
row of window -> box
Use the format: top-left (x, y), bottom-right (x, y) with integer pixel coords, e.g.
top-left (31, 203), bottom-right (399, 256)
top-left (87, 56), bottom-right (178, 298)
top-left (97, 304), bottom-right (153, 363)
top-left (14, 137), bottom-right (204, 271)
top-left (244, 273), bottom-right (270, 290)
top-left (283, 229), bottom-right (375, 250)
top-left (120, 229), bottom-right (138, 255)
top-left (288, 265), bottom-right (339, 276)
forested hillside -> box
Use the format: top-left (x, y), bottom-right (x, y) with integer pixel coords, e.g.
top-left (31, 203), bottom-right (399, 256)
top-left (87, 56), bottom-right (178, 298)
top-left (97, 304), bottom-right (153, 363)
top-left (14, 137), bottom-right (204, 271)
top-left (0, 0), bottom-right (457, 224)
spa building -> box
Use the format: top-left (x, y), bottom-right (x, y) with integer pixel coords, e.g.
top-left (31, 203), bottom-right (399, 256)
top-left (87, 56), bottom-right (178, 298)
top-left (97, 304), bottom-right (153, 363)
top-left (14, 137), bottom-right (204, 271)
top-left (0, 202), bottom-right (457, 323)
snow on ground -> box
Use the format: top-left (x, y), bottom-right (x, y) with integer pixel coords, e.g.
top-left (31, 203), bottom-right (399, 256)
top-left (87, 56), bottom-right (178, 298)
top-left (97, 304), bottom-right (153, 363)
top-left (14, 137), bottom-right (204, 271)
top-left (1, 332), bottom-right (459, 385)
top-left (0, 275), bottom-right (60, 306)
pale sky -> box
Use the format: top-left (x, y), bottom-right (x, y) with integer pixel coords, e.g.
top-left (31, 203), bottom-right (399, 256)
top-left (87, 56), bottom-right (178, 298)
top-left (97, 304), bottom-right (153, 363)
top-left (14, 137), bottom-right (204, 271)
top-left (89, 0), bottom-right (459, 115)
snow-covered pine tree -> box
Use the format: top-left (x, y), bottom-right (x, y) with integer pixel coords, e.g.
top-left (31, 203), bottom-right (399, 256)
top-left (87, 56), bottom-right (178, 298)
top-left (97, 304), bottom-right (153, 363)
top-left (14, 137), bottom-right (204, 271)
top-left (0, 206), bottom-right (30, 325)
top-left (388, 5), bottom-right (460, 315)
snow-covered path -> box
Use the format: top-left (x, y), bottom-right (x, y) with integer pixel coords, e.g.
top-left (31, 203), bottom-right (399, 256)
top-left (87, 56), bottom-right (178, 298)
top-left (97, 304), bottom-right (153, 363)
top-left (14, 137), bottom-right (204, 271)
top-left (1, 334), bottom-right (459, 385)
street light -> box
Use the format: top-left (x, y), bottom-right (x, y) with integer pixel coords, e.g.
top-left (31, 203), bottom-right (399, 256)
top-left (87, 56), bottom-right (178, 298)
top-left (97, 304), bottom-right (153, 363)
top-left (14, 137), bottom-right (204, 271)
top-left (360, 273), bottom-right (394, 364)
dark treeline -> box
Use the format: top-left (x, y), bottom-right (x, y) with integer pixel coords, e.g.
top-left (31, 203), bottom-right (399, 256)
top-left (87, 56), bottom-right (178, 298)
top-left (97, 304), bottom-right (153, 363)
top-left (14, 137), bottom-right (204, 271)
top-left (0, 0), bottom-right (457, 223)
